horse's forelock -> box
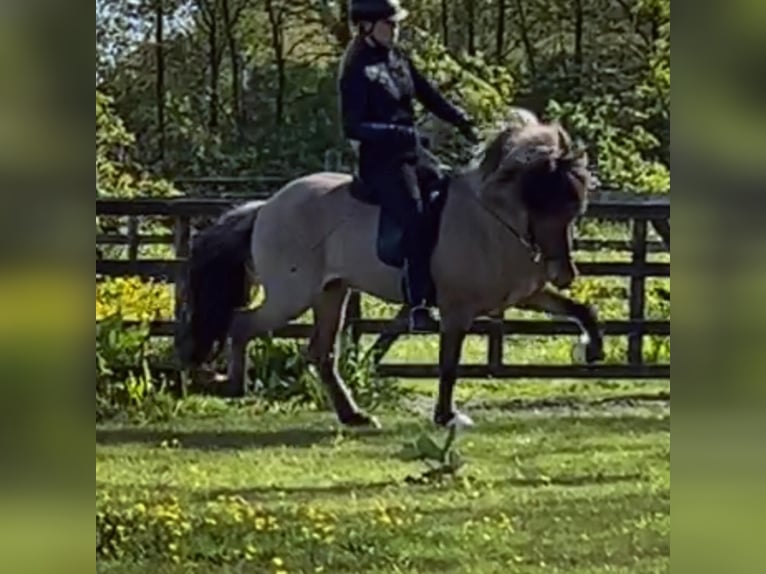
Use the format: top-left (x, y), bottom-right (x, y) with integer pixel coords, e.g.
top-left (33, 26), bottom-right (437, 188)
top-left (477, 108), bottom-right (541, 181)
top-left (517, 149), bottom-right (590, 216)
top-left (479, 121), bottom-right (589, 214)
top-left (475, 114), bottom-right (591, 215)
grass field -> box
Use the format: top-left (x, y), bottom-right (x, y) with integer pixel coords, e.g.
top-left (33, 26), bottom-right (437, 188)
top-left (96, 379), bottom-right (670, 574)
top-left (96, 229), bottom-right (670, 572)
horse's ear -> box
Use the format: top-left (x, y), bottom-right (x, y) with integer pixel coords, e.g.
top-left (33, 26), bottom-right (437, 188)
top-left (556, 123), bottom-right (572, 157)
top-left (478, 129), bottom-right (508, 180)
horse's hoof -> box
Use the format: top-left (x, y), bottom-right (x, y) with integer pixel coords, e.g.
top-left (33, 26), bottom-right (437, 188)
top-left (341, 411), bottom-right (381, 430)
top-left (571, 334), bottom-right (604, 365)
top-left (434, 411), bottom-right (474, 429)
top-left (586, 342), bottom-right (605, 364)
top-left (448, 412), bottom-right (475, 428)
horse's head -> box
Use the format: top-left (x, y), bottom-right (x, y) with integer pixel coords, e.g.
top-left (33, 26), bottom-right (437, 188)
top-left (477, 109), bottom-right (591, 289)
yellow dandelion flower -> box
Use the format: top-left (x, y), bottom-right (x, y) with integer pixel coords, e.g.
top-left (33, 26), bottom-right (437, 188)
top-left (272, 557), bottom-right (284, 567)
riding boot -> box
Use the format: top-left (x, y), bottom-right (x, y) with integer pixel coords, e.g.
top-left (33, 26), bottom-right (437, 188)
top-left (369, 160), bottom-right (436, 332)
top-left (403, 241), bottom-right (436, 333)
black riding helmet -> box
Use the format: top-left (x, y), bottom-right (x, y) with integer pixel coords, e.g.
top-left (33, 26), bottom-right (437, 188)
top-left (349, 0), bottom-right (408, 25)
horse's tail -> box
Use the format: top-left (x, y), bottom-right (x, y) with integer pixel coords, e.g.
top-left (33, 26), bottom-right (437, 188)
top-left (176, 201), bottom-right (261, 367)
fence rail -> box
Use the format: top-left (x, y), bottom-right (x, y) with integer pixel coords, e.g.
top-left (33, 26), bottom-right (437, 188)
top-left (96, 191), bottom-right (670, 388)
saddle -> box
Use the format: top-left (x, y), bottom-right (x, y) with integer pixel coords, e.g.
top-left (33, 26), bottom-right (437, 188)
top-left (349, 165), bottom-right (451, 307)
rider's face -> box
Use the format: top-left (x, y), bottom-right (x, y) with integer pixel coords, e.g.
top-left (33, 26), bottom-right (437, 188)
top-left (371, 19), bottom-right (399, 47)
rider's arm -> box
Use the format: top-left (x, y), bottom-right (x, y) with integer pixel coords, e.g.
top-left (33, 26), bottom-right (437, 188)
top-left (409, 60), bottom-right (471, 128)
top-left (340, 63), bottom-right (417, 148)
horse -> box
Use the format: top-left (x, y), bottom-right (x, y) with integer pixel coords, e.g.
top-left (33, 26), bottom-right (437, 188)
top-left (177, 109), bottom-right (605, 429)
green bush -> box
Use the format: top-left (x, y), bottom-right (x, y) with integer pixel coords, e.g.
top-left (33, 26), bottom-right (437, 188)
top-left (95, 277), bottom-right (409, 421)
top-left (545, 96), bottom-right (670, 194)
top-left (245, 333), bottom-right (410, 413)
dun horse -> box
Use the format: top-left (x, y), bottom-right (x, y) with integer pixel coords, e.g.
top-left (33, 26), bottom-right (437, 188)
top-left (178, 109), bottom-right (605, 428)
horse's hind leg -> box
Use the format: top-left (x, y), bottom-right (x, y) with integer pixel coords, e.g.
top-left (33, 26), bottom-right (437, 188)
top-left (517, 287), bottom-right (605, 363)
top-left (308, 280), bottom-right (380, 429)
top-left (225, 288), bottom-right (311, 395)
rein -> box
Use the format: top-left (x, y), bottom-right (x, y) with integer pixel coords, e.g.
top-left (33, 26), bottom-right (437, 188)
top-left (467, 187), bottom-right (542, 263)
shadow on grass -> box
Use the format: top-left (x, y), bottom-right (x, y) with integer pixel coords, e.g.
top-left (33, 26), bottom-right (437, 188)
top-left (502, 471), bottom-right (645, 488)
top-left (197, 480), bottom-right (398, 501)
top-left (470, 391), bottom-right (670, 412)
top-left (95, 427), bottom-right (355, 450)
top-left (476, 412), bottom-right (670, 436)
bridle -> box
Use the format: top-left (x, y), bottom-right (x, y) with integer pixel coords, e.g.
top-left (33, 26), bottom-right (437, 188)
top-left (467, 188), bottom-right (543, 263)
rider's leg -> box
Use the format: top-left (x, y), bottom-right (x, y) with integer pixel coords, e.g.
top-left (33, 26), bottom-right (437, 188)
top-left (399, 164), bottom-right (436, 332)
top-left (373, 162), bottom-right (434, 332)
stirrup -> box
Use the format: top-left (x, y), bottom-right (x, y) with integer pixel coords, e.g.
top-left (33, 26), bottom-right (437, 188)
top-left (408, 305), bottom-right (434, 333)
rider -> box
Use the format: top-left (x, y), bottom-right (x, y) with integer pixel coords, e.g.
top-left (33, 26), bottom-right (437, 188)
top-left (338, 0), bottom-right (479, 332)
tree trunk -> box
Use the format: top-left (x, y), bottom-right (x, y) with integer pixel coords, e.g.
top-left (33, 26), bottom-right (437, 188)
top-left (265, 0), bottom-right (285, 126)
top-left (496, 0), bottom-right (506, 63)
top-left (154, 0), bottom-right (165, 166)
top-left (221, 0), bottom-right (242, 135)
top-left (336, 0), bottom-right (350, 46)
top-left (208, 9), bottom-right (220, 132)
top-left (514, 0), bottom-right (536, 78)
top-left (440, 0), bottom-right (449, 46)
top-left (466, 0), bottom-right (476, 56)
top-left (574, 0), bottom-right (584, 78)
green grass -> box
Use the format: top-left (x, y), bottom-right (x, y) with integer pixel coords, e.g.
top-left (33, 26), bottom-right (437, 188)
top-left (96, 382), bottom-right (669, 573)
top-left (97, 230), bottom-right (670, 572)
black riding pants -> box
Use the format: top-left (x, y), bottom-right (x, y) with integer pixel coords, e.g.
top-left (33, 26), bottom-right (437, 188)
top-left (367, 161), bottom-right (430, 306)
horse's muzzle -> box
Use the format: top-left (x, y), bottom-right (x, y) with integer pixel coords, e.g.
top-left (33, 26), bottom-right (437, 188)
top-left (545, 259), bottom-right (577, 289)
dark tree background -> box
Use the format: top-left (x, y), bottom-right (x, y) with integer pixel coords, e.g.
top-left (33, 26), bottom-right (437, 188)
top-left (96, 0), bottom-right (669, 195)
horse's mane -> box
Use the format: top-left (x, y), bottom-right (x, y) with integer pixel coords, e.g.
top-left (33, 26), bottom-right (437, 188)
top-left (475, 108), bottom-right (591, 214)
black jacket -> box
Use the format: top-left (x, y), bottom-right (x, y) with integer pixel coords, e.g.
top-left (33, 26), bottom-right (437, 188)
top-left (339, 37), bottom-right (470, 175)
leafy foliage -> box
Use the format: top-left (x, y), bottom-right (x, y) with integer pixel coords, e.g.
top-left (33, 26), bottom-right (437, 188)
top-left (244, 333), bottom-right (410, 413)
top-left (95, 278), bottom-right (411, 420)
top-left (546, 96), bottom-right (669, 193)
top-left (96, 90), bottom-right (178, 198)
top-left (96, 0), bottom-right (670, 187)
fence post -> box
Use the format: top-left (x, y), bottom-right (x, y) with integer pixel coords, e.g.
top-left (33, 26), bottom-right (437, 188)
top-left (628, 218), bottom-right (647, 365)
top-left (174, 215), bottom-right (192, 393)
top-left (127, 216), bottom-right (139, 262)
top-left (345, 290), bottom-right (362, 360)
top-left (488, 316), bottom-right (504, 377)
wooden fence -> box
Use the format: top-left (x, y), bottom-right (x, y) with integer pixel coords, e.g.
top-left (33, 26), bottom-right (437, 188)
top-left (96, 191), bottom-right (670, 387)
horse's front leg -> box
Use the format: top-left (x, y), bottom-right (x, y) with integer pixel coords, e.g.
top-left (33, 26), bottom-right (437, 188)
top-left (434, 309), bottom-right (474, 427)
top-left (517, 287), bottom-right (605, 363)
